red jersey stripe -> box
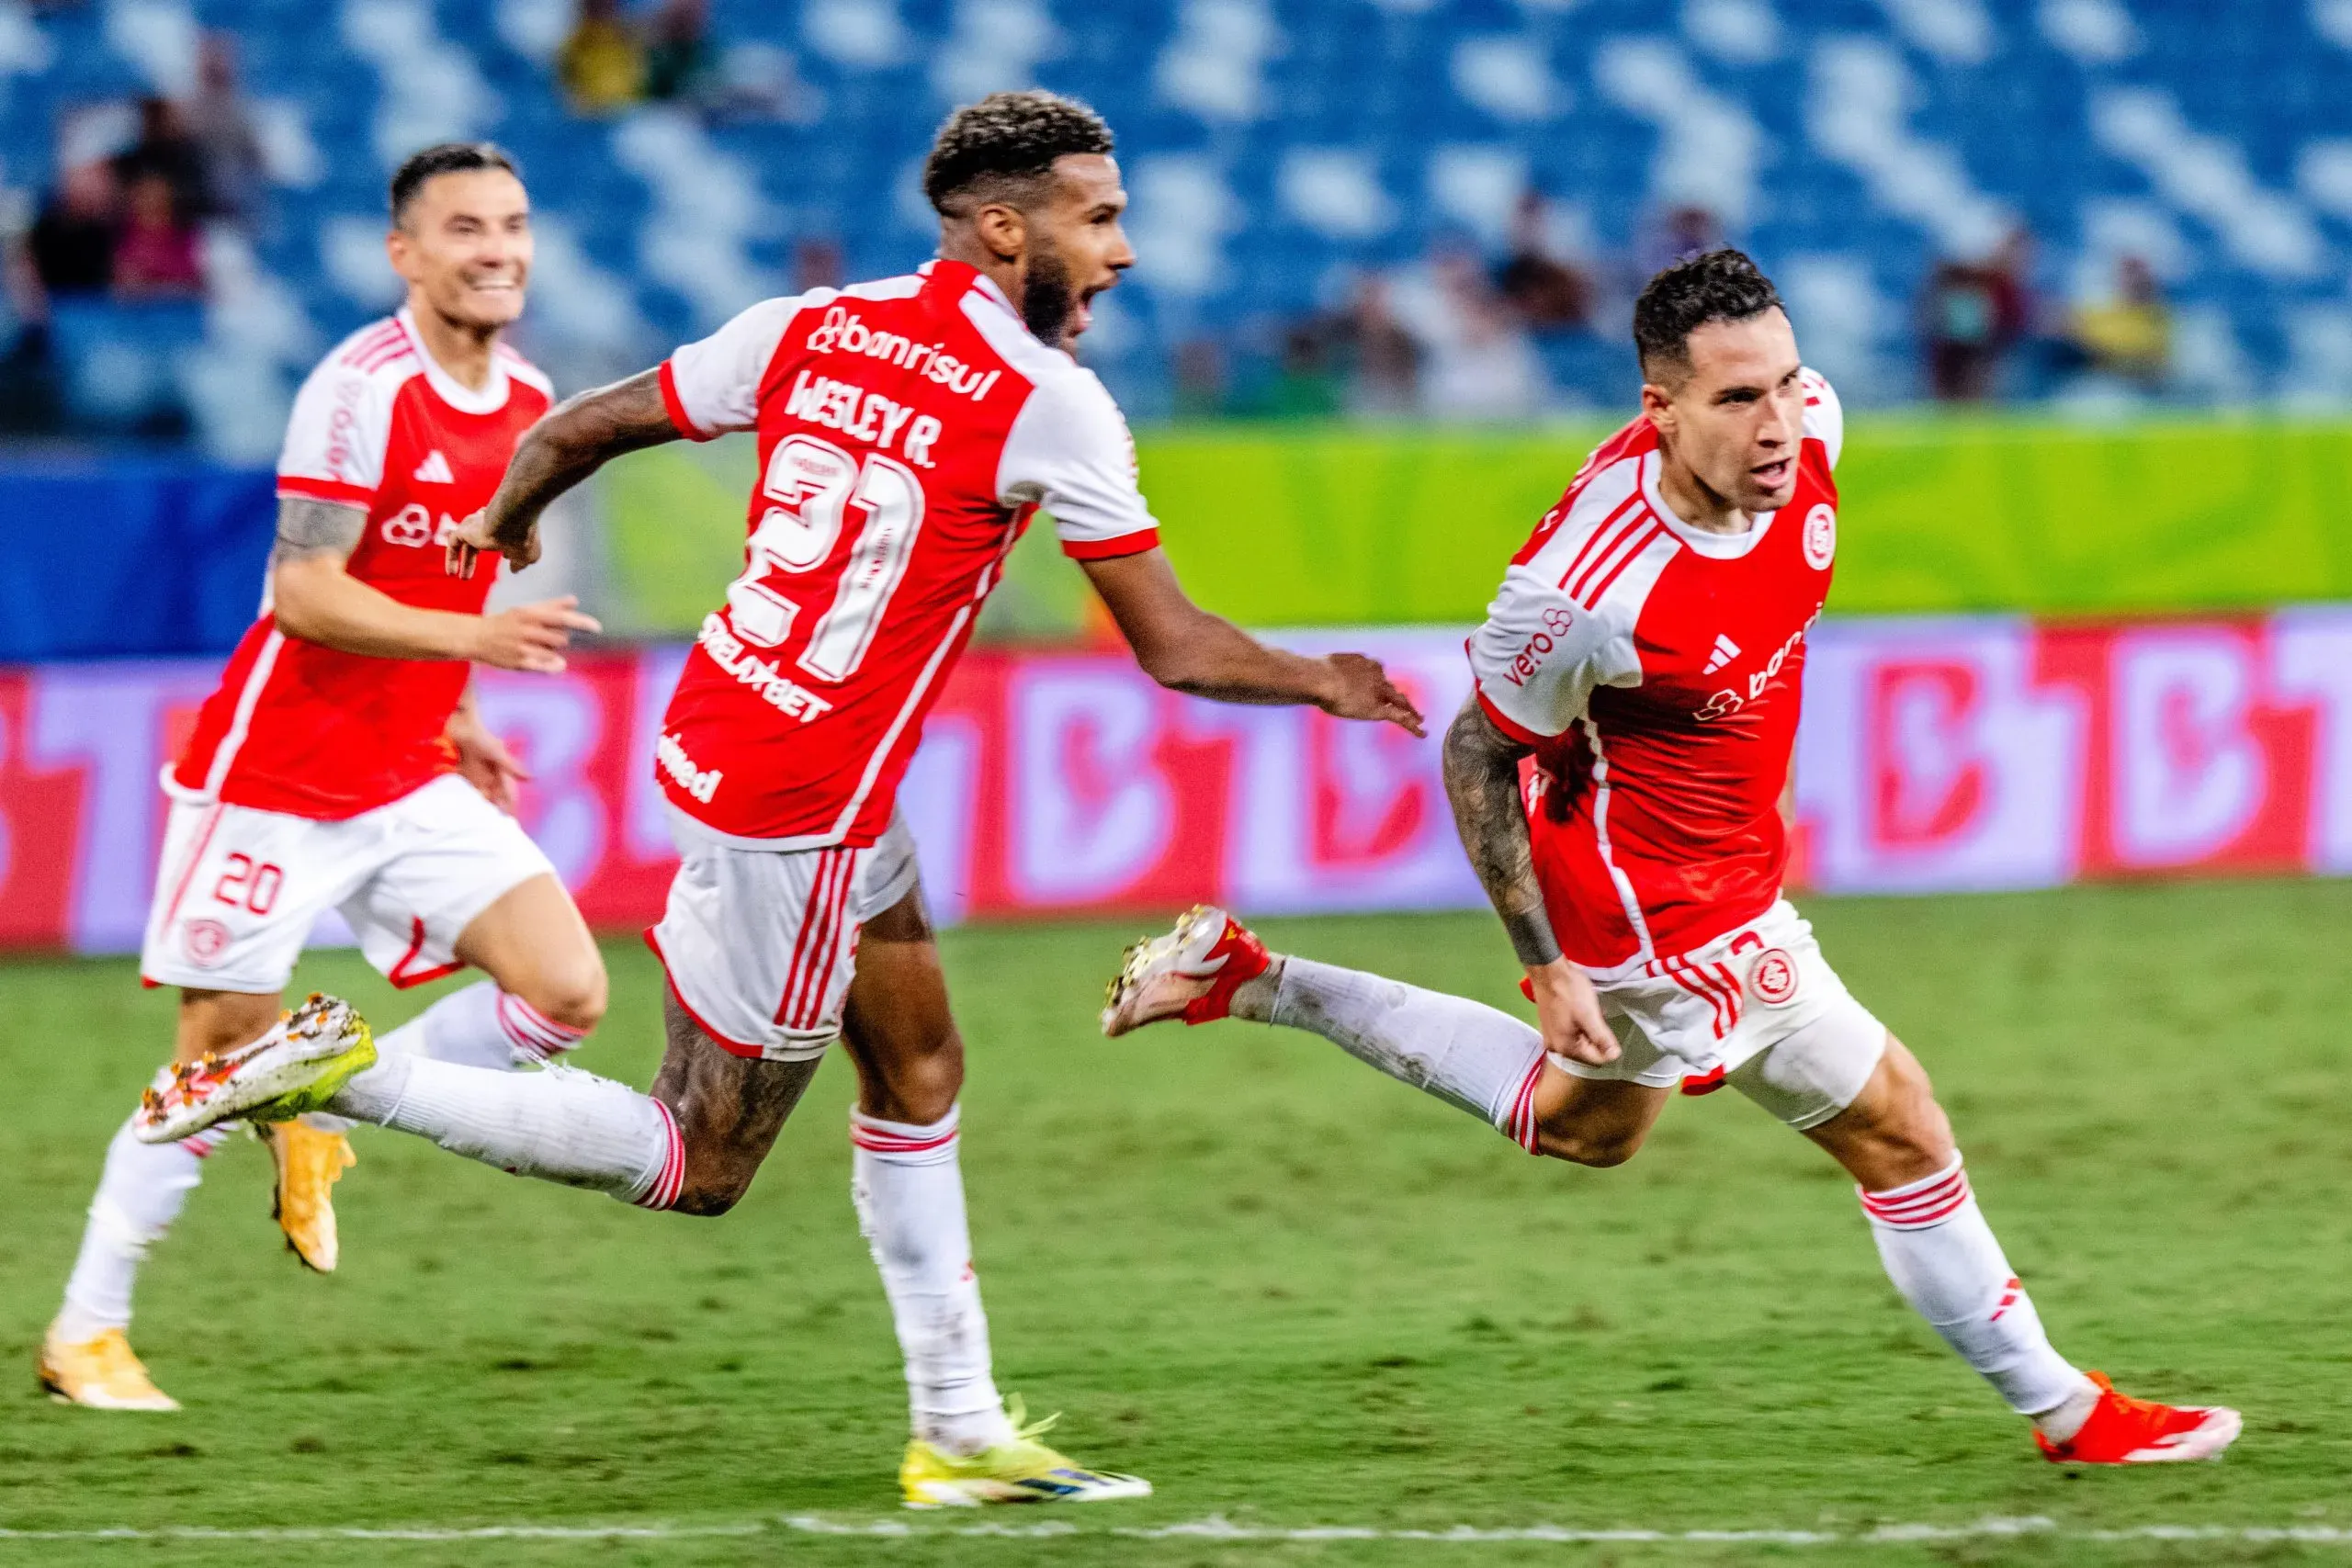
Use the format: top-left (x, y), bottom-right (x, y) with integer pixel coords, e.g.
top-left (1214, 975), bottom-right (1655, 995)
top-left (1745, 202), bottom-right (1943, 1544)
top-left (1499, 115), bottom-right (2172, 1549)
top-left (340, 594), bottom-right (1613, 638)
top-left (1060, 527), bottom-right (1160, 560)
top-left (658, 358), bottom-right (714, 441)
top-left (277, 474), bottom-right (377, 508)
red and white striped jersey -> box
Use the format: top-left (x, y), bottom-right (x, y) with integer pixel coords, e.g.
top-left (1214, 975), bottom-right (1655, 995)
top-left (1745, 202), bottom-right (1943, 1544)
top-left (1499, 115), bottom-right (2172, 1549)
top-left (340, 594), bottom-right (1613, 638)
top-left (1467, 369), bottom-right (1843, 972)
top-left (653, 259), bottom-right (1160, 848)
top-left (172, 310), bottom-right (554, 818)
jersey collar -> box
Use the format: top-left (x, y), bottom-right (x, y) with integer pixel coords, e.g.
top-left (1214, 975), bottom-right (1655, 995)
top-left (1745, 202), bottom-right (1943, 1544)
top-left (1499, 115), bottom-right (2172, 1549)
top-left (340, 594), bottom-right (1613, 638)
top-left (396, 307), bottom-right (512, 416)
top-left (921, 256), bottom-right (1054, 351)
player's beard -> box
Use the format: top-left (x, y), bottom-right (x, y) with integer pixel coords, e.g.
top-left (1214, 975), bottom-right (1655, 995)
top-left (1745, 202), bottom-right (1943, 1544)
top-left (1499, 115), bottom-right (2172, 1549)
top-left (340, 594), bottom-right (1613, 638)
top-left (1020, 241), bottom-right (1080, 349)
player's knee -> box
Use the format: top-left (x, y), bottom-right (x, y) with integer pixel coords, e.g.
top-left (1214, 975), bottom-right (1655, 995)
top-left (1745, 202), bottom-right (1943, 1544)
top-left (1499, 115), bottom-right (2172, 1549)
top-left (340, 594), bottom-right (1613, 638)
top-left (667, 1137), bottom-right (762, 1217)
top-left (526, 962), bottom-right (608, 1034)
top-left (1538, 1121), bottom-right (1646, 1168)
top-left (668, 1172), bottom-right (753, 1217)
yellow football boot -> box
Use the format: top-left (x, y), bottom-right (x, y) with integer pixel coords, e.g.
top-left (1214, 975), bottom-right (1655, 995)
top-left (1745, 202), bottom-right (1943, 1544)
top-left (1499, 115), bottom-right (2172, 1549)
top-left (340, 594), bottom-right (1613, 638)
top-left (264, 1119), bottom-right (356, 1273)
top-left (899, 1401), bottom-right (1151, 1508)
top-left (37, 1325), bottom-right (178, 1411)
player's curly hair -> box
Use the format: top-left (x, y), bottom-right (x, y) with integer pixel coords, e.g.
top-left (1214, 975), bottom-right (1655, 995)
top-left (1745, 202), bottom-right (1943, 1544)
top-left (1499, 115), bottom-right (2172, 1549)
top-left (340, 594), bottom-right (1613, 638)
top-left (922, 91), bottom-right (1114, 218)
top-left (390, 142), bottom-right (520, 226)
top-left (1633, 248), bottom-right (1785, 386)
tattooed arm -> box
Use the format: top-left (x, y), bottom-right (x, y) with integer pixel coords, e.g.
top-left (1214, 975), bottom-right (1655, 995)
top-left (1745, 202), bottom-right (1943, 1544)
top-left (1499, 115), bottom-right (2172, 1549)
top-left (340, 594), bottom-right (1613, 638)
top-left (448, 369), bottom-right (678, 578)
top-left (1441, 694), bottom-right (1617, 1064)
top-left (270, 496), bottom-right (598, 671)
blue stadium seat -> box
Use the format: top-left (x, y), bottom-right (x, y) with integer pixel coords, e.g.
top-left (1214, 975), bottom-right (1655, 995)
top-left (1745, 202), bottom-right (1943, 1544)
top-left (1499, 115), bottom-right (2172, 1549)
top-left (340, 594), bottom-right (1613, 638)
top-left (0, 0), bottom-right (2345, 423)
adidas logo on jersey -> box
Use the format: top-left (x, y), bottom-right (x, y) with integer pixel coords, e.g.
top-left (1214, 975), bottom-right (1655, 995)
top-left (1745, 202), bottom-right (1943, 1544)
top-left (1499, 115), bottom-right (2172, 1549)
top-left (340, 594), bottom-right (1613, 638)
top-left (1702, 634), bottom-right (1741, 674)
top-left (412, 450), bottom-right (454, 484)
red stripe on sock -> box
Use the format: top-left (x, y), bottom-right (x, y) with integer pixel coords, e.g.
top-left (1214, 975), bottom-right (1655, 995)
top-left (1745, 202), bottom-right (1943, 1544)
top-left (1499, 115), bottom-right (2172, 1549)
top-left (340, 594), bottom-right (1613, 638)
top-left (1505, 1055), bottom-right (1544, 1153)
top-left (634, 1100), bottom-right (684, 1211)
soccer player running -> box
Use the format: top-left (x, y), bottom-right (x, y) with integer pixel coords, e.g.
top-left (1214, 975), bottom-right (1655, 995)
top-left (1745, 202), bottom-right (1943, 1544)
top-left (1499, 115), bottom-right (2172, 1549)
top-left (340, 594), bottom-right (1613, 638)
top-left (41, 144), bottom-right (611, 1411)
top-left (1104, 250), bottom-right (2242, 1466)
top-left (137, 92), bottom-right (1423, 1505)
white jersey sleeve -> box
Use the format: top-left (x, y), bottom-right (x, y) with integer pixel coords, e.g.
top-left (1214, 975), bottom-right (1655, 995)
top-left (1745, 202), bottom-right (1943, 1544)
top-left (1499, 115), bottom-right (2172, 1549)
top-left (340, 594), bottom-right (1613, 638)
top-left (277, 351), bottom-right (397, 510)
top-left (996, 367), bottom-right (1161, 559)
top-left (660, 294), bottom-right (813, 440)
top-left (1798, 367), bottom-right (1842, 470)
top-left (1466, 564), bottom-right (1634, 742)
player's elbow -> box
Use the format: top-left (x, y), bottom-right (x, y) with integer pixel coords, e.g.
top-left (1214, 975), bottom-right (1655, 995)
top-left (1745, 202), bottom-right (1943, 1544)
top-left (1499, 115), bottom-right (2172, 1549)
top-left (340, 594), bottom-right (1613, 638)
top-left (1131, 637), bottom-right (1217, 695)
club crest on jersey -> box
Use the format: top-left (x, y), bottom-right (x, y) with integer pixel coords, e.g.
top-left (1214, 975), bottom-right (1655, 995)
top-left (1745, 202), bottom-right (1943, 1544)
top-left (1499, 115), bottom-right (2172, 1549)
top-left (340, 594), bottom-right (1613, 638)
top-left (802, 305), bottom-right (1001, 400)
top-left (1747, 946), bottom-right (1800, 1006)
top-left (1803, 504), bottom-right (1836, 570)
top-left (182, 918), bottom-right (232, 967)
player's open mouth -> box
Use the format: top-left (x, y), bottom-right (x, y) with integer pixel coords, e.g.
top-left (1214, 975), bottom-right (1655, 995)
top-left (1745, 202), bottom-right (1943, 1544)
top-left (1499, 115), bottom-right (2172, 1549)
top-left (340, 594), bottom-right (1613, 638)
top-left (1751, 457), bottom-right (1792, 488)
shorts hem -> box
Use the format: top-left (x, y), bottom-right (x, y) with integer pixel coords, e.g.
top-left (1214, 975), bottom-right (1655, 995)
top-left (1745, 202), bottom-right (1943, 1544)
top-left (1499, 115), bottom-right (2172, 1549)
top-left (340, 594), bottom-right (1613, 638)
top-left (136, 968), bottom-right (290, 996)
top-left (643, 928), bottom-right (831, 1062)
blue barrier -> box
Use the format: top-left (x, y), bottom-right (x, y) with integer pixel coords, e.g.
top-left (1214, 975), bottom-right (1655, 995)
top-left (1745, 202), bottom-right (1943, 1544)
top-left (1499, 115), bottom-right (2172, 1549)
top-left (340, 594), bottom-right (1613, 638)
top-left (0, 458), bottom-right (274, 660)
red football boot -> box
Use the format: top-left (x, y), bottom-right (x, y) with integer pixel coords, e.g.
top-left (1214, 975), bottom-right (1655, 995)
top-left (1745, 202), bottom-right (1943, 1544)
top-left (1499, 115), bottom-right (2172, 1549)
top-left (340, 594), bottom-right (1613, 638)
top-left (2035, 1372), bottom-right (2242, 1464)
top-left (1100, 905), bottom-right (1272, 1036)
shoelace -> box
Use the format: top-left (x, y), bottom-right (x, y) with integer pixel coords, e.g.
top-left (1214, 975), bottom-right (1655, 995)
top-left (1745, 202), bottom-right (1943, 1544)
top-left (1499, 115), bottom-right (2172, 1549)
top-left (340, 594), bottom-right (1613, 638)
top-left (1003, 1395), bottom-right (1061, 1445)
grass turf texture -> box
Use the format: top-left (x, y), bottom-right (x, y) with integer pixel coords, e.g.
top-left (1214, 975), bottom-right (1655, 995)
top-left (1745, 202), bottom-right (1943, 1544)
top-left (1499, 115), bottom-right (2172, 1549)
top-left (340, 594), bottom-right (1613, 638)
top-left (6, 879), bottom-right (2351, 1566)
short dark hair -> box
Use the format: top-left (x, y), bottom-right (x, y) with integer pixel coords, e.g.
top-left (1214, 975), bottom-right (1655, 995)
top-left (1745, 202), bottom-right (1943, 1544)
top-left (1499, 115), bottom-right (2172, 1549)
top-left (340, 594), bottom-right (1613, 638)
top-left (1633, 248), bottom-right (1784, 385)
top-left (922, 91), bottom-right (1114, 218)
top-left (389, 141), bottom-right (521, 226)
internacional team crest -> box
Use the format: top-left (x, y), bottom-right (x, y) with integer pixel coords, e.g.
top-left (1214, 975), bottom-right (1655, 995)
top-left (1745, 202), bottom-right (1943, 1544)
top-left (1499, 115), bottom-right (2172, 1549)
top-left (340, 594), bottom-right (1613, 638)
top-left (181, 918), bottom-right (232, 967)
top-left (1748, 946), bottom-right (1800, 1006)
top-left (1803, 504), bottom-right (1837, 570)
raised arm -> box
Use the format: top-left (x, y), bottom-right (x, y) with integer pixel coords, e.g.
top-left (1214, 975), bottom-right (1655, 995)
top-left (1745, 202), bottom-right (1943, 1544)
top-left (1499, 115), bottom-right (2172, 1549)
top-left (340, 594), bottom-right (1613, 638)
top-left (1080, 548), bottom-right (1423, 733)
top-left (1440, 694), bottom-right (1615, 1064)
top-left (448, 369), bottom-right (679, 577)
top-left (271, 498), bottom-right (597, 671)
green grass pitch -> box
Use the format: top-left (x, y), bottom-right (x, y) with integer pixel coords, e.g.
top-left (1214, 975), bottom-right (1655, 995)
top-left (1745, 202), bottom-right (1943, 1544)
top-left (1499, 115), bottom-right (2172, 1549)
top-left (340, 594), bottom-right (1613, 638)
top-left (6, 879), bottom-right (2352, 1566)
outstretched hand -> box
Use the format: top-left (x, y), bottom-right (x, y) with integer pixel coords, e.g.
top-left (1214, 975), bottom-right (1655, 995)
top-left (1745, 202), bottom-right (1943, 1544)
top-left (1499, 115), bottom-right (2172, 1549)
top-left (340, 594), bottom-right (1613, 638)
top-left (1318, 652), bottom-right (1426, 737)
top-left (1522, 958), bottom-right (1617, 1066)
top-left (447, 510), bottom-right (539, 579)
top-left (469, 596), bottom-right (602, 674)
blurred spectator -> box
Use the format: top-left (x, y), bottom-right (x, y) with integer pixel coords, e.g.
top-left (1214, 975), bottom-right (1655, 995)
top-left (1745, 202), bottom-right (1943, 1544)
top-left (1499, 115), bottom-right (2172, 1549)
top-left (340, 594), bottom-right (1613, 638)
top-left (112, 171), bottom-right (203, 299)
top-left (1171, 337), bottom-right (1225, 420)
top-left (643, 0), bottom-right (715, 104)
top-left (28, 162), bottom-right (116, 297)
top-left (1494, 190), bottom-right (1592, 333)
top-left (184, 34), bottom-right (266, 223)
top-left (1399, 243), bottom-right (1549, 422)
top-left (2067, 254), bottom-right (2169, 389)
top-left (1639, 204), bottom-right (1723, 276)
top-left (1333, 276), bottom-right (1419, 418)
top-left (109, 97), bottom-right (207, 221)
top-left (559, 0), bottom-right (646, 117)
top-left (791, 236), bottom-right (843, 294)
top-left (1919, 226), bottom-right (2032, 400)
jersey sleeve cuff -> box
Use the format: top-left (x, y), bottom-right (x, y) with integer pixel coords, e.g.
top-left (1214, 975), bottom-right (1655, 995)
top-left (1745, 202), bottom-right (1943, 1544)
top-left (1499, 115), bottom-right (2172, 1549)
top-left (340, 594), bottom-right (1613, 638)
top-left (277, 474), bottom-right (376, 508)
top-left (657, 359), bottom-right (716, 443)
top-left (1059, 526), bottom-right (1159, 561)
top-left (1475, 683), bottom-right (1553, 747)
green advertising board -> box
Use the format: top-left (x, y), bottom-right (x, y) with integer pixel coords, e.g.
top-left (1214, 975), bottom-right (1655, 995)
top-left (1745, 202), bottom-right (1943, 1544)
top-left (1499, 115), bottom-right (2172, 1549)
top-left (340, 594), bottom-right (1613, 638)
top-left (594, 416), bottom-right (2352, 637)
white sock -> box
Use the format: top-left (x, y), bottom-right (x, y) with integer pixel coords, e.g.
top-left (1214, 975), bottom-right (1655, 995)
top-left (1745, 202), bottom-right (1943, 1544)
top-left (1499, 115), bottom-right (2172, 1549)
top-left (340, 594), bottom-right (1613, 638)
top-left (328, 1054), bottom-right (683, 1209)
top-left (1861, 1155), bottom-right (2095, 1427)
top-left (372, 980), bottom-right (586, 1072)
top-left (1261, 957), bottom-right (1549, 1151)
top-left (851, 1104), bottom-right (1015, 1455)
top-left (56, 1113), bottom-right (231, 1340)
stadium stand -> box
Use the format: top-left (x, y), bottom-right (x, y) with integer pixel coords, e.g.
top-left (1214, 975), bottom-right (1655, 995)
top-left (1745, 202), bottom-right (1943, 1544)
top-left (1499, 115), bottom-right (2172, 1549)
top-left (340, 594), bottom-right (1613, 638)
top-left (1, 0), bottom-right (2348, 454)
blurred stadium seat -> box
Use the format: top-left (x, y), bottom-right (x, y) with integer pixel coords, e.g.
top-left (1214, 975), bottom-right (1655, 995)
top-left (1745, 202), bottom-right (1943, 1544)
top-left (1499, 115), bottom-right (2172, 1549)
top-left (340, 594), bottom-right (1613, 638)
top-left (2, 0), bottom-right (2349, 446)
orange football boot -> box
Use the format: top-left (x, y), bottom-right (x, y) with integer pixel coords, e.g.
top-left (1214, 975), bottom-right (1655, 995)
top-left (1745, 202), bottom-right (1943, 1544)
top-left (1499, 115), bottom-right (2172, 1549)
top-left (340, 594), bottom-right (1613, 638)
top-left (2035, 1371), bottom-right (2241, 1464)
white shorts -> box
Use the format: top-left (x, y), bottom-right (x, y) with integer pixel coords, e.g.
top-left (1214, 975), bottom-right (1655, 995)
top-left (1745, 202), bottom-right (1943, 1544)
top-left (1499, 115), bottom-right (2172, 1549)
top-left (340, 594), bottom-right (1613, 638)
top-left (1564, 899), bottom-right (1888, 1130)
top-left (647, 812), bottom-right (922, 1064)
top-left (140, 773), bottom-right (557, 995)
